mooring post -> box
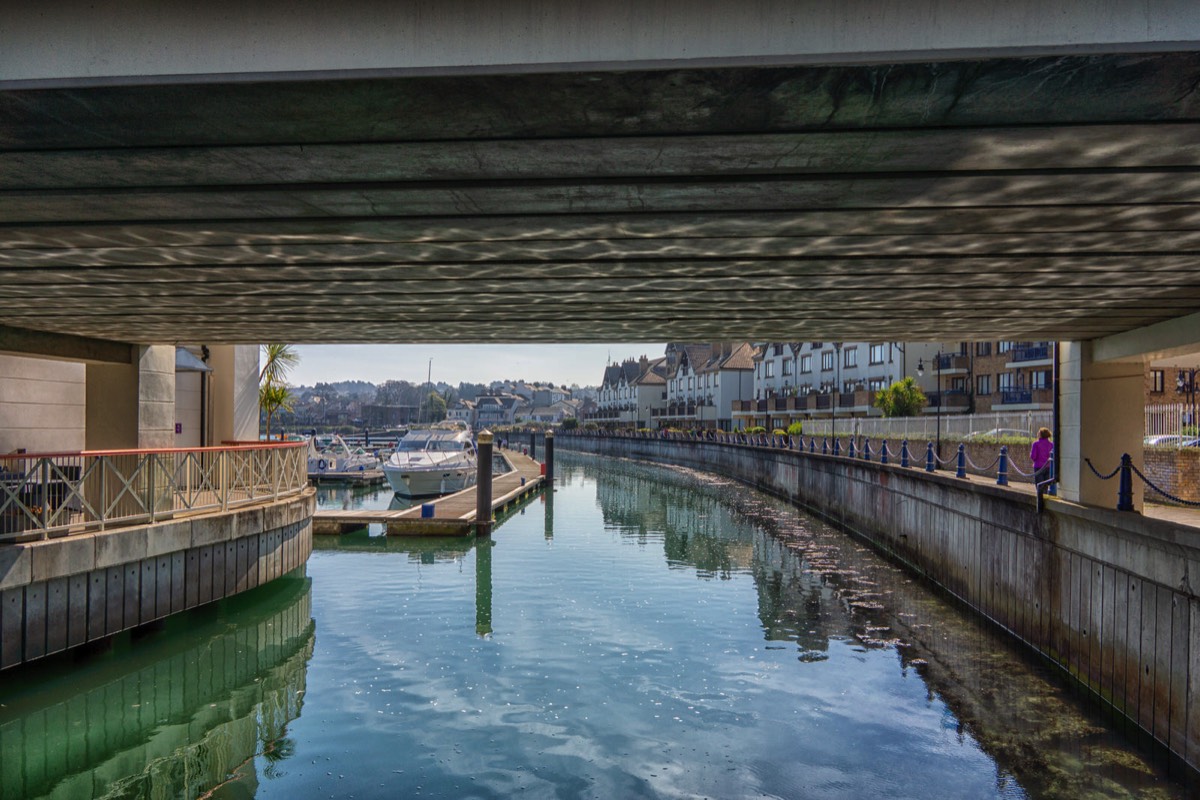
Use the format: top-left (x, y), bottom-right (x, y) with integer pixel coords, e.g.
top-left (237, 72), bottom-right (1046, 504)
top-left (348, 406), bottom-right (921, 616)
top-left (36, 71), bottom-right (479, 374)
top-left (997, 446), bottom-right (1009, 485)
top-left (545, 429), bottom-right (555, 483)
top-left (529, 429), bottom-right (537, 461)
top-left (475, 430), bottom-right (494, 536)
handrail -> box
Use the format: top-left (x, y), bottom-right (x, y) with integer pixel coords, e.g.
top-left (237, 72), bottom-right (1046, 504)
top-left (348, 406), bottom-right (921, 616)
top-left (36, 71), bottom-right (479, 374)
top-left (1, 442), bottom-right (308, 543)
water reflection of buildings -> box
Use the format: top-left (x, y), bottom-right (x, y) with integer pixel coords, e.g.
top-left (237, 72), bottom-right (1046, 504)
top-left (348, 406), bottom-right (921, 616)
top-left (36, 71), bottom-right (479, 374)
top-left (0, 575), bottom-right (314, 800)
top-left (579, 452), bottom-right (1191, 797)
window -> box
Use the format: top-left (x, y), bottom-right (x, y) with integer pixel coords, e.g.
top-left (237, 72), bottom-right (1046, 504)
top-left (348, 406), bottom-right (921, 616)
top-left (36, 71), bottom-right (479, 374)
top-left (998, 341), bottom-right (1014, 353)
top-left (1151, 369), bottom-right (1165, 393)
top-left (688, 377), bottom-right (694, 389)
top-left (976, 374), bottom-right (991, 395)
top-left (811, 342), bottom-right (823, 350)
top-left (999, 372), bottom-right (1016, 391)
top-left (821, 351), bottom-right (835, 371)
top-left (765, 361), bottom-right (774, 378)
top-left (772, 344), bottom-right (783, 356)
top-left (868, 377), bottom-right (886, 391)
top-left (843, 347), bottom-right (858, 368)
top-left (976, 342), bottom-right (992, 357)
top-left (783, 358), bottom-right (793, 376)
top-left (1031, 370), bottom-right (1051, 390)
top-left (800, 354), bottom-right (812, 373)
top-left (869, 344), bottom-right (885, 365)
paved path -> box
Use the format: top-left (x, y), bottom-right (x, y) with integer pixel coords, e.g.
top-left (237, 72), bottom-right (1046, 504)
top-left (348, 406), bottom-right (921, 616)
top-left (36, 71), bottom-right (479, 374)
top-left (313, 451), bottom-right (545, 536)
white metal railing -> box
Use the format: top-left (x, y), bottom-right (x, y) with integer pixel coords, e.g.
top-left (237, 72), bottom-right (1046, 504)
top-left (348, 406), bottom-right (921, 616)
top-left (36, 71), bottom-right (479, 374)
top-left (803, 410), bottom-right (1052, 440)
top-left (1144, 403), bottom-right (1199, 444)
top-left (0, 442), bottom-right (307, 543)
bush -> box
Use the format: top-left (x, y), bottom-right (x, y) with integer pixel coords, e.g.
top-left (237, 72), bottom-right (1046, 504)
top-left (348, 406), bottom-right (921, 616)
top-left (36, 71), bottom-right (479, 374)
top-left (772, 429), bottom-right (787, 436)
top-left (786, 421), bottom-right (804, 436)
top-left (746, 426), bottom-right (767, 435)
top-left (561, 418), bottom-right (578, 430)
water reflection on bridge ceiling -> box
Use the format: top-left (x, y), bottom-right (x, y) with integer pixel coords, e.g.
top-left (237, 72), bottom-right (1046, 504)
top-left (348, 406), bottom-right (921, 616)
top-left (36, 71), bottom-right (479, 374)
top-left (3, 53), bottom-right (1200, 345)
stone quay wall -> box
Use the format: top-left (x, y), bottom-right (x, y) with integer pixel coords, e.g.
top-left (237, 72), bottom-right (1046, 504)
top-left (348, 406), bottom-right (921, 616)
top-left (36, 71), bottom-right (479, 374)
top-left (0, 490), bottom-right (315, 670)
top-left (558, 434), bottom-right (1200, 774)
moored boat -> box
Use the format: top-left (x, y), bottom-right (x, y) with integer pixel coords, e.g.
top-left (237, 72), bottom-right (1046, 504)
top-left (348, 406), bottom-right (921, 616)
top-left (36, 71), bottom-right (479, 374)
top-left (382, 421), bottom-right (477, 497)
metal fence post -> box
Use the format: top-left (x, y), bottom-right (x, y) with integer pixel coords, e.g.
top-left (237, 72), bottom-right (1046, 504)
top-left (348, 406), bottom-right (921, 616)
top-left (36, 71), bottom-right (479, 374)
top-left (833, 437), bottom-right (840, 457)
top-left (900, 439), bottom-right (909, 468)
top-left (863, 439), bottom-right (872, 461)
top-left (956, 444), bottom-right (966, 478)
top-left (997, 446), bottom-right (1009, 486)
top-left (925, 442), bottom-right (935, 472)
top-left (880, 440), bottom-right (889, 464)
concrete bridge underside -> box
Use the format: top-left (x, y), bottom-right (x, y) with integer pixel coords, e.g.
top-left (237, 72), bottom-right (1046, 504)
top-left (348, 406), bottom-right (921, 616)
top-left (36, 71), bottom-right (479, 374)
top-left (1, 1), bottom-right (1200, 352)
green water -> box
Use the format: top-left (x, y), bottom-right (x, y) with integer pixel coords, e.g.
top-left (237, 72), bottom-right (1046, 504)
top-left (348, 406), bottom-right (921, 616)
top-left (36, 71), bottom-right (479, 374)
top-left (0, 454), bottom-right (1192, 799)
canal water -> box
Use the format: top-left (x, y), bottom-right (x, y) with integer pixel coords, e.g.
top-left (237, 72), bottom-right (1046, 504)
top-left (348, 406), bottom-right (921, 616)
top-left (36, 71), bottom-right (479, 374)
top-left (0, 453), bottom-right (1193, 799)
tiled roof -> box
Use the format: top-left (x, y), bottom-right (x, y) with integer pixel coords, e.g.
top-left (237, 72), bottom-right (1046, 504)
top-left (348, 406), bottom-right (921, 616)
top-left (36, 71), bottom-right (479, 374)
top-left (718, 342), bottom-right (758, 371)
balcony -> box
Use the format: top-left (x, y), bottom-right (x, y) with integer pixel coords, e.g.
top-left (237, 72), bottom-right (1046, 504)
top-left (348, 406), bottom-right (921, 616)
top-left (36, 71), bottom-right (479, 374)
top-left (925, 390), bottom-right (970, 411)
top-left (1006, 343), bottom-right (1052, 368)
top-left (936, 354), bottom-right (971, 375)
top-left (815, 394), bottom-right (832, 410)
top-left (998, 387), bottom-right (1053, 408)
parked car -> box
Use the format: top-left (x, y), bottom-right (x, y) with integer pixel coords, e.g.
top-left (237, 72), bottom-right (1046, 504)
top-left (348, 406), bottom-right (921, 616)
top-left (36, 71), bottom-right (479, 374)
top-left (963, 428), bottom-right (1030, 440)
top-left (1144, 435), bottom-right (1186, 446)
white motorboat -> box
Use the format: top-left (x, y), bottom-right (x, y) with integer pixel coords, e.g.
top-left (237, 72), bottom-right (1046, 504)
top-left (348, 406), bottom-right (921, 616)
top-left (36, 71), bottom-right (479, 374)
top-left (382, 421), bottom-right (477, 497)
top-left (307, 434), bottom-right (380, 476)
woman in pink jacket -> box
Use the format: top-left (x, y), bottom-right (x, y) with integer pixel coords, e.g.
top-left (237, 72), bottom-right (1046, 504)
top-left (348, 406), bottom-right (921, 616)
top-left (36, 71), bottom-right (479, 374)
top-left (1030, 427), bottom-right (1054, 489)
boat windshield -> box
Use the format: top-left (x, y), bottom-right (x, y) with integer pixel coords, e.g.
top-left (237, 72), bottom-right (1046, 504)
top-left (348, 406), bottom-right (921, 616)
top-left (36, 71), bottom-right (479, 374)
top-left (398, 437), bottom-right (467, 452)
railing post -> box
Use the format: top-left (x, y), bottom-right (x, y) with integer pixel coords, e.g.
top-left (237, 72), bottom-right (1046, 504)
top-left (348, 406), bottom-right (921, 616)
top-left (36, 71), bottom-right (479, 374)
top-left (148, 454), bottom-right (157, 522)
top-left (1117, 453), bottom-right (1134, 511)
top-left (925, 442), bottom-right (935, 472)
top-left (809, 437), bottom-right (815, 454)
top-left (832, 437), bottom-right (840, 457)
top-left (863, 439), bottom-right (872, 461)
top-left (956, 444), bottom-right (966, 478)
top-left (880, 440), bottom-right (889, 465)
top-left (901, 439), bottom-right (909, 468)
top-left (997, 446), bottom-right (1009, 486)
top-left (1048, 458), bottom-right (1057, 496)
top-left (848, 438), bottom-right (856, 458)
top-left (39, 458), bottom-right (50, 538)
top-left (822, 438), bottom-right (828, 455)
top-left (475, 430), bottom-right (495, 535)
top-left (220, 450), bottom-right (229, 511)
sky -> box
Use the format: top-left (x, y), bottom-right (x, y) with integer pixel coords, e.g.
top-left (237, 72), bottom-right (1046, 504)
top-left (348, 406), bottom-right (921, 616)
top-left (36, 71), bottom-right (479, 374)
top-left (290, 343), bottom-right (668, 388)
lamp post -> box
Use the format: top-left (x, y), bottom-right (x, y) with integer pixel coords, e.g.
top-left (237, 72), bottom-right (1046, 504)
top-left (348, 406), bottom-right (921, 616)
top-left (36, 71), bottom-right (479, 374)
top-left (917, 351), bottom-right (943, 462)
top-left (1179, 368), bottom-right (1198, 435)
top-left (832, 343), bottom-right (842, 449)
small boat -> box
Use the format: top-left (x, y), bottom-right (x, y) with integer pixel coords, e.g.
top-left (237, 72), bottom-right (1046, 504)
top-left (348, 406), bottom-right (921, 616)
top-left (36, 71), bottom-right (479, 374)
top-left (382, 421), bottom-right (477, 497)
top-left (307, 434), bottom-right (380, 477)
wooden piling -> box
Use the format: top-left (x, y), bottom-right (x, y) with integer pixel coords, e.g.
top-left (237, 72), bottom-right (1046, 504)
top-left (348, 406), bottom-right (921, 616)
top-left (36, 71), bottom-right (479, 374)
top-left (475, 430), bottom-right (494, 536)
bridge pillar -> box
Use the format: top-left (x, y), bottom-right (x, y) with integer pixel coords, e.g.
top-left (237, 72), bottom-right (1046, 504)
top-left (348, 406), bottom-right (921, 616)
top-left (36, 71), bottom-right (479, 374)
top-left (86, 345), bottom-right (176, 449)
top-left (207, 345), bottom-right (262, 443)
top-left (1059, 342), bottom-right (1144, 511)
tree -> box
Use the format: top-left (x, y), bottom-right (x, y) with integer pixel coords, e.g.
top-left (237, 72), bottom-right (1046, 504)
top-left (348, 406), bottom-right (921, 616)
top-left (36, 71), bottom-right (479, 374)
top-left (874, 377), bottom-right (927, 417)
top-left (424, 391), bottom-right (447, 422)
top-left (260, 383), bottom-right (295, 440)
top-left (259, 344), bottom-right (299, 439)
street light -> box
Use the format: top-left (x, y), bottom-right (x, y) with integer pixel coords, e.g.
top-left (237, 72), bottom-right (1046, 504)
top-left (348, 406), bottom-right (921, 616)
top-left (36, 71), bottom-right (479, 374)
top-left (1179, 368), bottom-right (1198, 435)
top-left (917, 351), bottom-right (943, 462)
top-left (832, 343), bottom-right (843, 449)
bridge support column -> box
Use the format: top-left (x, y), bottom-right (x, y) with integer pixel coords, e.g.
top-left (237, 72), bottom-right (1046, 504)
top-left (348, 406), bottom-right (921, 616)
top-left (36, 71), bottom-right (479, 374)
top-left (207, 345), bottom-right (261, 443)
top-left (1059, 342), bottom-right (1144, 511)
top-left (86, 345), bottom-right (176, 450)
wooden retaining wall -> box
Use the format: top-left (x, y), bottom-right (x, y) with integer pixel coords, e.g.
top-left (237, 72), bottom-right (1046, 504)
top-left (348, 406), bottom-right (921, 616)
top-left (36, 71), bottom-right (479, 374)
top-left (561, 435), bottom-right (1200, 774)
top-left (0, 490), bottom-right (315, 670)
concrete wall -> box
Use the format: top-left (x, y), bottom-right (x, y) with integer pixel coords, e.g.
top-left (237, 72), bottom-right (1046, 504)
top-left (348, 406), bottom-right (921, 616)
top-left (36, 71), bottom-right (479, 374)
top-left (0, 354), bottom-right (86, 453)
top-left (560, 435), bottom-right (1200, 772)
top-left (4, 1), bottom-right (1198, 82)
top-left (175, 371), bottom-right (201, 448)
top-left (208, 345), bottom-right (260, 443)
top-left (0, 490), bottom-right (315, 671)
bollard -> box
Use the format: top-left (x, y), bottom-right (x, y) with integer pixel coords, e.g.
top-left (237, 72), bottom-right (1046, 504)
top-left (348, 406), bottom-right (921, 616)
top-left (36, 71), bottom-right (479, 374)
top-left (956, 444), bottom-right (966, 478)
top-left (529, 430), bottom-right (537, 461)
top-left (848, 438), bottom-right (856, 458)
top-left (901, 439), bottom-right (910, 468)
top-left (997, 446), bottom-right (1009, 486)
top-left (863, 439), bottom-right (872, 461)
top-left (475, 430), bottom-right (494, 536)
top-left (925, 442), bottom-right (935, 472)
top-left (1048, 458), bottom-right (1057, 495)
top-left (1117, 453), bottom-right (1134, 511)
top-left (545, 430), bottom-right (555, 483)
top-left (809, 437), bottom-right (816, 454)
top-left (880, 440), bottom-right (889, 465)
top-left (822, 438), bottom-right (828, 455)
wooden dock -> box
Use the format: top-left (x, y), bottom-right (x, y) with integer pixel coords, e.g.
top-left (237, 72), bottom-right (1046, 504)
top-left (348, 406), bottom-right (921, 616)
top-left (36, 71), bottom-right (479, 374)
top-left (312, 451), bottom-right (545, 536)
top-left (308, 469), bottom-right (386, 486)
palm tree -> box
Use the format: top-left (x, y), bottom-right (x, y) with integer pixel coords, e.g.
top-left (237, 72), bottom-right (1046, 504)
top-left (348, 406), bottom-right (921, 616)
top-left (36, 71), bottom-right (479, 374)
top-left (259, 344), bottom-right (299, 439)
